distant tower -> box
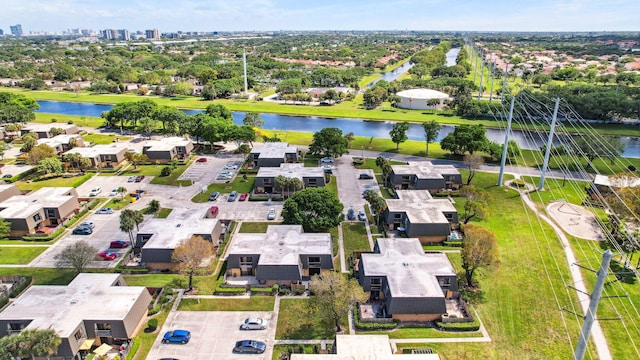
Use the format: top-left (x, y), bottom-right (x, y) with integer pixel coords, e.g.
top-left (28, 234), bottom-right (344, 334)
top-left (10, 24), bottom-right (23, 36)
top-left (243, 48), bottom-right (248, 93)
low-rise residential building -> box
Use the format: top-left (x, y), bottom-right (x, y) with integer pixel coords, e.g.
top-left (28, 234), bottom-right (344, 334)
top-left (249, 142), bottom-right (298, 168)
top-left (0, 273), bottom-right (152, 360)
top-left (20, 123), bottom-right (79, 139)
top-left (389, 161), bottom-right (462, 192)
top-left (37, 134), bottom-right (85, 154)
top-left (588, 174), bottom-right (640, 200)
top-left (0, 187), bottom-right (79, 237)
top-left (65, 144), bottom-right (127, 169)
top-left (357, 238), bottom-right (458, 321)
top-left (0, 184), bottom-right (21, 202)
top-left (383, 190), bottom-right (457, 243)
top-left (142, 137), bottom-right (193, 163)
top-left (255, 163), bottom-right (325, 194)
top-left (291, 334), bottom-right (440, 359)
top-left (226, 225), bottom-right (333, 286)
top-left (136, 208), bottom-right (223, 270)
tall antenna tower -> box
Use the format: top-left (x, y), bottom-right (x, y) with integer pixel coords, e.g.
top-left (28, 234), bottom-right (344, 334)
top-left (243, 48), bottom-right (248, 94)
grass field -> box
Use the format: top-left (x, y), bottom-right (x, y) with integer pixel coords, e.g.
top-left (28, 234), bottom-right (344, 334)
top-left (276, 298), bottom-right (349, 340)
top-left (118, 163), bottom-right (192, 186)
top-left (238, 222), bottom-right (271, 233)
top-left (82, 133), bottom-right (131, 145)
top-left (0, 246), bottom-right (48, 264)
top-left (16, 173), bottom-right (93, 191)
top-left (177, 297), bottom-right (275, 311)
top-left (191, 176), bottom-right (256, 202)
top-left (341, 222), bottom-right (371, 258)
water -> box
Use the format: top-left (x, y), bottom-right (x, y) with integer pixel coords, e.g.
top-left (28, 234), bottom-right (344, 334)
top-left (35, 101), bottom-right (640, 159)
top-left (446, 48), bottom-right (460, 67)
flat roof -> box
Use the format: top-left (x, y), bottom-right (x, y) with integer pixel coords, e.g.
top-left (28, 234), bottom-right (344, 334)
top-left (391, 161), bottom-right (460, 179)
top-left (139, 208), bottom-right (219, 249)
top-left (251, 142), bottom-right (297, 159)
top-left (37, 134), bottom-right (82, 147)
top-left (397, 88), bottom-right (449, 100)
top-left (593, 174), bottom-right (640, 188)
top-left (0, 273), bottom-right (149, 338)
top-left (22, 123), bottom-right (77, 132)
top-left (257, 163), bottom-right (324, 180)
top-left (386, 190), bottom-right (456, 224)
top-left (361, 238), bottom-right (455, 298)
top-left (0, 187), bottom-right (77, 219)
top-left (291, 334), bottom-right (440, 359)
top-left (228, 225), bottom-right (332, 265)
top-left (144, 137), bottom-right (192, 151)
top-left (65, 144), bottom-right (127, 157)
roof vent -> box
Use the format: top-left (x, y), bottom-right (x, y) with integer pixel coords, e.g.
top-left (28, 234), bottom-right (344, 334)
top-left (176, 224), bottom-right (182, 228)
top-left (403, 262), bottom-right (410, 267)
top-left (279, 241), bottom-right (285, 246)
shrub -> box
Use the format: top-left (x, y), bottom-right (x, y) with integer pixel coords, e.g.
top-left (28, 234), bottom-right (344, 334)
top-left (434, 320), bottom-right (480, 332)
top-left (147, 318), bottom-right (158, 331)
top-left (67, 120), bottom-right (74, 124)
top-left (51, 118), bottom-right (57, 123)
top-left (510, 179), bottom-right (526, 188)
top-left (353, 307), bottom-right (400, 330)
top-left (160, 166), bottom-right (171, 176)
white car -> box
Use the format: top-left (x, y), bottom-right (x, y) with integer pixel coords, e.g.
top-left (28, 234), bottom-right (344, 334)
top-left (267, 208), bottom-right (277, 220)
top-left (224, 164), bottom-right (239, 170)
top-left (240, 318), bottom-right (268, 330)
top-left (109, 188), bottom-right (119, 196)
top-left (319, 157), bottom-right (334, 163)
top-left (89, 187), bottom-right (102, 196)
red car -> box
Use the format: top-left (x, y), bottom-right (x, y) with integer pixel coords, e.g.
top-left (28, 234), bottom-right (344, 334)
top-left (196, 157), bottom-right (207, 163)
top-left (110, 240), bottom-right (129, 249)
top-left (135, 175), bottom-right (145, 182)
top-left (239, 193), bottom-right (248, 201)
top-left (97, 251), bottom-right (117, 261)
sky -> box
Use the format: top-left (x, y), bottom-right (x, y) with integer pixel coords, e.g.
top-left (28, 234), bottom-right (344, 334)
top-left (2, 0), bottom-right (639, 34)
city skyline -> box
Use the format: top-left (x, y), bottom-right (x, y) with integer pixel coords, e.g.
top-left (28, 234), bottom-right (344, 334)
top-left (1, 0), bottom-right (639, 34)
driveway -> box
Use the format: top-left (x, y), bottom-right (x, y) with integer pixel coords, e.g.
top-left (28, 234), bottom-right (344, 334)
top-left (334, 155), bottom-right (379, 216)
top-left (146, 311), bottom-right (276, 360)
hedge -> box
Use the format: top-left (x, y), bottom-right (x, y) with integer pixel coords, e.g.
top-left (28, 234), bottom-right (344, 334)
top-left (353, 307), bottom-right (400, 331)
top-left (434, 320), bottom-right (480, 332)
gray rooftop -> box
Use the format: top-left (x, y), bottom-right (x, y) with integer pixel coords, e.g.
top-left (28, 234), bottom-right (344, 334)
top-left (361, 238), bottom-right (455, 298)
top-left (251, 142), bottom-right (297, 159)
top-left (0, 187), bottom-right (77, 219)
top-left (386, 190), bottom-right (456, 224)
top-left (228, 225), bottom-right (332, 265)
top-left (144, 137), bottom-right (192, 151)
top-left (22, 123), bottom-right (78, 133)
top-left (257, 163), bottom-right (324, 180)
top-left (391, 161), bottom-right (460, 179)
top-left (65, 143), bottom-right (127, 158)
top-left (0, 273), bottom-right (148, 338)
top-left (139, 208), bottom-right (219, 249)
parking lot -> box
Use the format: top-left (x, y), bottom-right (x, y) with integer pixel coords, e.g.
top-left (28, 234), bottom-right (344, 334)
top-left (146, 311), bottom-right (276, 360)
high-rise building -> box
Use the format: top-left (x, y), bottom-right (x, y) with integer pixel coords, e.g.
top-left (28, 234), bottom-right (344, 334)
top-left (119, 29), bottom-right (130, 41)
top-left (10, 24), bottom-right (23, 36)
top-left (145, 29), bottom-right (160, 40)
top-left (0, 29), bottom-right (4, 36)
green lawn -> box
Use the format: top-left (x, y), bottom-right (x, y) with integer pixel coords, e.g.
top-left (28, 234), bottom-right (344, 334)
top-left (118, 164), bottom-right (192, 186)
top-left (341, 222), bottom-right (371, 258)
top-left (0, 268), bottom-right (77, 285)
top-left (16, 173), bottom-right (93, 191)
top-left (239, 222), bottom-right (272, 233)
top-left (105, 196), bottom-right (133, 210)
top-left (177, 297), bottom-right (275, 311)
top-left (191, 176), bottom-right (256, 202)
top-left (276, 298), bottom-right (349, 340)
top-left (156, 208), bottom-right (172, 218)
top-left (0, 246), bottom-right (48, 264)
top-left (82, 133), bottom-right (132, 145)
top-left (34, 113), bottom-right (104, 128)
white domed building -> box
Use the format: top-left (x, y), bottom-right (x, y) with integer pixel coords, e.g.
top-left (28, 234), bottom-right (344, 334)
top-left (396, 89), bottom-right (449, 110)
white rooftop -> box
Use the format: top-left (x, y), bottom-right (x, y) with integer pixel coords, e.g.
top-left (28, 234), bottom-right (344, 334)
top-left (291, 334), bottom-right (440, 359)
top-left (144, 137), bottom-right (192, 151)
top-left (392, 161), bottom-right (460, 179)
top-left (66, 144), bottom-right (127, 157)
top-left (0, 187), bottom-right (77, 219)
top-left (0, 273), bottom-right (148, 338)
top-left (593, 174), bottom-right (640, 188)
top-left (386, 190), bottom-right (456, 224)
top-left (397, 88), bottom-right (449, 100)
top-left (37, 134), bottom-right (82, 147)
top-left (257, 163), bottom-right (324, 180)
top-left (229, 225), bottom-right (332, 266)
top-left (251, 142), bottom-right (297, 158)
top-left (361, 238), bottom-right (455, 298)
top-left (139, 208), bottom-right (219, 249)
top-left (22, 123), bottom-right (77, 132)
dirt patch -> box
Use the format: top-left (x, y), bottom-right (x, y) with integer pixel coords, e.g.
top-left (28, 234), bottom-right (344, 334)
top-left (546, 201), bottom-right (605, 241)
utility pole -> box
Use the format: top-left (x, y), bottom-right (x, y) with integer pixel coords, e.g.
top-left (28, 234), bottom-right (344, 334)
top-left (243, 48), bottom-right (248, 94)
top-left (477, 52), bottom-right (485, 100)
top-left (489, 58), bottom-right (496, 102)
top-left (501, 63), bottom-right (509, 103)
top-left (574, 250), bottom-right (613, 360)
top-left (538, 97), bottom-right (560, 191)
top-left (497, 96), bottom-right (515, 186)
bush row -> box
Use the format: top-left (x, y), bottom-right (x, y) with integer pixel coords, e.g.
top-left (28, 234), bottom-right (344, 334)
top-left (353, 308), bottom-right (400, 330)
top-left (434, 320), bottom-right (480, 332)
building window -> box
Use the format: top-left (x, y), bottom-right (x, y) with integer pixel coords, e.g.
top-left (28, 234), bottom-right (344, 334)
top-left (74, 330), bottom-right (85, 341)
top-left (308, 178), bottom-right (317, 185)
top-left (95, 323), bottom-right (111, 331)
top-left (308, 256), bottom-right (321, 266)
top-left (401, 176), bottom-right (410, 182)
top-left (438, 277), bottom-right (451, 287)
top-left (33, 213), bottom-right (42, 222)
top-left (370, 278), bottom-right (382, 291)
top-left (240, 256), bottom-right (253, 266)
top-left (45, 209), bottom-right (56, 218)
top-left (263, 179), bottom-right (272, 185)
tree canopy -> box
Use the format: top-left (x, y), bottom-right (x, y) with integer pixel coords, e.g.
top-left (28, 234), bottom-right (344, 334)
top-left (440, 124), bottom-right (489, 155)
top-left (281, 188), bottom-right (344, 232)
top-left (389, 121), bottom-right (409, 150)
top-left (308, 127), bottom-right (349, 159)
top-left (54, 240), bottom-right (98, 273)
top-left (308, 271), bottom-right (367, 332)
top-left (173, 236), bottom-right (214, 291)
top-left (461, 224), bottom-right (499, 288)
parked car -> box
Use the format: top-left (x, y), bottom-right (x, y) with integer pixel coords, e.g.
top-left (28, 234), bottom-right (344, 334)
top-left (347, 208), bottom-right (356, 220)
top-left (240, 318), bottom-right (268, 330)
top-left (95, 207), bottom-right (114, 214)
top-left (362, 189), bottom-right (374, 199)
top-left (135, 175), bottom-right (145, 182)
top-left (2, 174), bottom-right (12, 179)
top-left (359, 173), bottom-right (373, 180)
top-left (196, 157), bottom-right (207, 163)
top-left (127, 176), bottom-right (136, 182)
top-left (267, 208), bottom-right (276, 220)
top-left (319, 157), bottom-right (334, 163)
top-left (97, 251), bottom-right (117, 261)
top-left (79, 221), bottom-right (95, 229)
top-left (162, 330), bottom-right (191, 344)
top-left (209, 192), bottom-right (220, 201)
top-left (239, 193), bottom-right (248, 201)
top-left (110, 240), bottom-right (129, 248)
top-left (358, 210), bottom-right (366, 221)
top-left (72, 226), bottom-right (92, 235)
top-left (233, 340), bottom-right (266, 354)
top-left (223, 164), bottom-right (238, 170)
top-left (89, 187), bottom-right (102, 197)
top-left (322, 165), bottom-right (333, 173)
top-left (228, 191), bottom-right (237, 202)
top-left (109, 188), bottom-right (119, 196)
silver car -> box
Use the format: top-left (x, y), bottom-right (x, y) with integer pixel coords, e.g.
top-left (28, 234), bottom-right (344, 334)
top-left (240, 318), bottom-right (268, 330)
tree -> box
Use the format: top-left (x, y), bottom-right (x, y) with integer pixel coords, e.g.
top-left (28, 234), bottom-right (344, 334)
top-left (460, 186), bottom-right (489, 224)
top-left (117, 186), bottom-right (128, 200)
top-left (308, 128), bottom-right (348, 159)
top-left (388, 121), bottom-right (410, 151)
top-left (0, 218), bottom-right (10, 239)
top-left (38, 157), bottom-right (64, 176)
top-left (243, 112), bottom-right (264, 128)
top-left (119, 210), bottom-right (137, 245)
top-left (574, 136), bottom-right (625, 169)
top-left (422, 120), bottom-right (442, 156)
top-left (375, 156), bottom-right (392, 186)
top-left (54, 240), bottom-right (98, 273)
top-left (20, 134), bottom-right (38, 153)
top-left (440, 124), bottom-right (489, 155)
top-left (172, 236), bottom-right (214, 291)
top-left (137, 116), bottom-right (155, 138)
top-left (27, 144), bottom-right (57, 165)
top-left (125, 152), bottom-right (148, 169)
top-left (308, 271), bottom-right (367, 332)
top-left (148, 199), bottom-right (161, 213)
top-left (461, 224), bottom-right (499, 287)
top-left (281, 188), bottom-right (344, 232)
top-left (0, 329), bottom-right (61, 360)
top-left (463, 154), bottom-right (484, 185)
top-left (205, 104), bottom-right (233, 121)
top-left (365, 192), bottom-right (387, 226)
top-left (344, 132), bottom-right (355, 149)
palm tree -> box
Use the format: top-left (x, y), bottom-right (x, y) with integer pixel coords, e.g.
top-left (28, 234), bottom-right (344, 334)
top-left (422, 120), bottom-right (442, 157)
top-left (275, 175), bottom-right (288, 197)
top-left (375, 156), bottom-right (392, 186)
top-left (344, 132), bottom-right (355, 149)
top-left (117, 186), bottom-right (128, 200)
top-left (119, 210), bottom-right (143, 244)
